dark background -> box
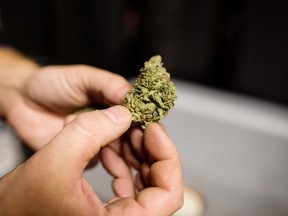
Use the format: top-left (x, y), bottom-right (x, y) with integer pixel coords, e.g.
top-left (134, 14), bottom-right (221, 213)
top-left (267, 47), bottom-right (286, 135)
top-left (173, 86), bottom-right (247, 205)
top-left (0, 0), bottom-right (287, 106)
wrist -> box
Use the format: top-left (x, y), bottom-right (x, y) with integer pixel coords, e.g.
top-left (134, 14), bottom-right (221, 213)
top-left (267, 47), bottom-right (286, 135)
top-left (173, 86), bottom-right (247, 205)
top-left (0, 47), bottom-right (39, 89)
top-left (0, 47), bottom-right (40, 116)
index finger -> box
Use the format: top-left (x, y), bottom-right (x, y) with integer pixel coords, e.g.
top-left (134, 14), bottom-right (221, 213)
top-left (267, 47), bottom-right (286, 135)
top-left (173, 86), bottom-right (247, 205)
top-left (26, 65), bottom-right (131, 112)
top-left (79, 65), bottom-right (131, 105)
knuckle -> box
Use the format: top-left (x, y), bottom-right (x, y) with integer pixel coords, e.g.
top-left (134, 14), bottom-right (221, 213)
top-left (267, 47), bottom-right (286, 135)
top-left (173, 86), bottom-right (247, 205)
top-left (72, 111), bottom-right (104, 138)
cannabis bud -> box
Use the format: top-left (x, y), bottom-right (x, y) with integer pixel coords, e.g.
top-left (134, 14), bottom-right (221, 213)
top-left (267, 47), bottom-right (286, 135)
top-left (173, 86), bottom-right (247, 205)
top-left (124, 55), bottom-right (177, 129)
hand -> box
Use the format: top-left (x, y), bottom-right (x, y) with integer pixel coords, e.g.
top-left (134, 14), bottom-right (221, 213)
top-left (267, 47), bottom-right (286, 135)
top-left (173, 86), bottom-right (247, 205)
top-left (3, 64), bottom-right (131, 150)
top-left (0, 106), bottom-right (183, 216)
top-left (101, 124), bottom-right (184, 215)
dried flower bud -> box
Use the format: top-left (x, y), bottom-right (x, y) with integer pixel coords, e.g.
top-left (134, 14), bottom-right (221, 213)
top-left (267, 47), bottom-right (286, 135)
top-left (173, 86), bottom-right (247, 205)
top-left (124, 55), bottom-right (177, 129)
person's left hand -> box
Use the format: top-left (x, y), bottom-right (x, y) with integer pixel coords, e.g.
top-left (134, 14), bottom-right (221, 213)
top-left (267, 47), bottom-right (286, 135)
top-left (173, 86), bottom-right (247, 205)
top-left (4, 65), bottom-right (131, 150)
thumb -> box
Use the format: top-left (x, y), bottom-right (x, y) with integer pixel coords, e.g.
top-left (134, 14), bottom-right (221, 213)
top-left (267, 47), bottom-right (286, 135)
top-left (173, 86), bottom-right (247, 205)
top-left (33, 105), bottom-right (131, 177)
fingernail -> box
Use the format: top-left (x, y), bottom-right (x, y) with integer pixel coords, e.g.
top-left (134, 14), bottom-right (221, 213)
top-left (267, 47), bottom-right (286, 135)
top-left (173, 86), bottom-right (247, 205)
top-left (101, 106), bottom-right (131, 124)
top-left (159, 123), bottom-right (168, 134)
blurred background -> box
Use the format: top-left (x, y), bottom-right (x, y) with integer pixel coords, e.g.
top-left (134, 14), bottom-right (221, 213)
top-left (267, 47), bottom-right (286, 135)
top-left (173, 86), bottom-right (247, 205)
top-left (0, 0), bottom-right (288, 215)
top-left (0, 0), bottom-right (287, 106)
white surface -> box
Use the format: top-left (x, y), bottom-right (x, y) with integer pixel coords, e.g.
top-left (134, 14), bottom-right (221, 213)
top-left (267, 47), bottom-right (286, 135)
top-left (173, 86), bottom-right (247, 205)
top-left (174, 80), bottom-right (288, 139)
top-left (0, 120), bottom-right (25, 177)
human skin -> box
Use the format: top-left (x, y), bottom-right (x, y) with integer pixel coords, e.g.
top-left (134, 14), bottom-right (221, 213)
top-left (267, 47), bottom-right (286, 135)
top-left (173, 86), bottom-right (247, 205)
top-left (0, 108), bottom-right (183, 215)
top-left (0, 47), bottom-right (131, 150)
top-left (0, 47), bottom-right (183, 215)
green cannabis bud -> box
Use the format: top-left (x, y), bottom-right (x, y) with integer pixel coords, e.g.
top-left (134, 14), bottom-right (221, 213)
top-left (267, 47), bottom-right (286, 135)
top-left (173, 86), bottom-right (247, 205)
top-left (124, 55), bottom-right (177, 129)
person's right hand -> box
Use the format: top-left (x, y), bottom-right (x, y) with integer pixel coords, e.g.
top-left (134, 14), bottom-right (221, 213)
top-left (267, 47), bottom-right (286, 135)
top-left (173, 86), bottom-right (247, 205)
top-left (0, 105), bottom-right (183, 216)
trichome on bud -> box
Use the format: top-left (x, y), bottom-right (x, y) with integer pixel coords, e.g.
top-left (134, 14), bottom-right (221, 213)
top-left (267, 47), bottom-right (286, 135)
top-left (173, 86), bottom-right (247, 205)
top-left (124, 55), bottom-right (177, 129)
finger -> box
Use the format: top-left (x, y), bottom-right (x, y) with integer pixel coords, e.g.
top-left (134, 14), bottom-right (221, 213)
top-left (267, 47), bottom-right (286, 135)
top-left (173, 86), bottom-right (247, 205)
top-left (26, 65), bottom-right (131, 112)
top-left (123, 141), bottom-right (141, 170)
top-left (100, 146), bottom-right (135, 198)
top-left (6, 94), bottom-right (65, 150)
top-left (140, 161), bottom-right (151, 187)
top-left (137, 123), bottom-right (183, 213)
top-left (106, 123), bottom-right (183, 215)
top-left (129, 127), bottom-right (146, 160)
top-left (107, 139), bottom-right (122, 155)
top-left (31, 105), bottom-right (131, 178)
top-left (143, 123), bottom-right (182, 190)
top-left (70, 65), bottom-right (131, 105)
top-left (158, 123), bottom-right (168, 133)
top-left (64, 114), bottom-right (77, 125)
top-left (135, 172), bottom-right (145, 192)
top-left (85, 155), bottom-right (99, 169)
